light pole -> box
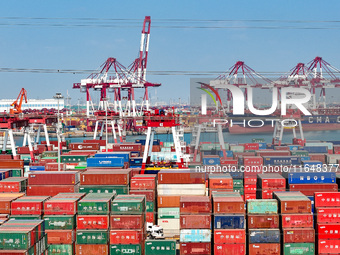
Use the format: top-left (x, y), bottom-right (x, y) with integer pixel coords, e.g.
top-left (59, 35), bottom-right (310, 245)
top-left (54, 92), bottom-right (64, 171)
top-left (103, 97), bottom-right (108, 151)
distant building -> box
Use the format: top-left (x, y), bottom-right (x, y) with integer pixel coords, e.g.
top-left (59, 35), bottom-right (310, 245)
top-left (0, 98), bottom-right (65, 113)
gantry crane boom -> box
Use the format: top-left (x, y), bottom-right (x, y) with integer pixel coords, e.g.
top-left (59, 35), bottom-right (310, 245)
top-left (10, 88), bottom-right (28, 114)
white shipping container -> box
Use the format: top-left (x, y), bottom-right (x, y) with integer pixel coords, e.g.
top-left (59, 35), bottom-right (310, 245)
top-left (327, 154), bottom-right (340, 164)
top-left (305, 142), bottom-right (333, 150)
top-left (230, 145), bottom-right (244, 153)
top-left (180, 229), bottom-right (211, 242)
top-left (158, 218), bottom-right (180, 230)
top-left (157, 184), bottom-right (206, 196)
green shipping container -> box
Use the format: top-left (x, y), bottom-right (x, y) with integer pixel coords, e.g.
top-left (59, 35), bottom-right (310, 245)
top-left (43, 215), bottom-right (76, 230)
top-left (233, 187), bottom-right (244, 195)
top-left (284, 243), bottom-right (315, 255)
top-left (111, 196), bottom-right (146, 214)
top-left (247, 199), bottom-right (278, 214)
top-left (76, 230), bottom-right (108, 244)
top-left (42, 151), bottom-right (58, 158)
top-left (78, 193), bottom-right (115, 215)
top-left (11, 169), bottom-right (23, 177)
top-left (291, 150), bottom-right (309, 156)
top-left (145, 240), bottom-right (176, 255)
top-left (79, 185), bottom-right (128, 195)
top-left (146, 201), bottom-right (155, 212)
top-left (158, 208), bottom-right (180, 219)
top-left (110, 244), bottom-right (141, 255)
top-left (0, 230), bottom-right (32, 249)
top-left (233, 179), bottom-right (243, 188)
top-left (252, 138), bottom-right (265, 143)
top-left (48, 244), bottom-right (74, 255)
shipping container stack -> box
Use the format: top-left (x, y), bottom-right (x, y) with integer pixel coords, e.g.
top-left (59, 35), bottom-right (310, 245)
top-left (243, 156), bottom-right (263, 201)
top-left (79, 169), bottom-right (130, 195)
top-left (179, 196), bottom-right (212, 255)
top-left (129, 174), bottom-right (157, 225)
top-left (247, 199), bottom-right (280, 255)
top-left (110, 195), bottom-right (147, 255)
top-left (208, 173), bottom-right (233, 197)
top-left (0, 177), bottom-right (28, 193)
top-left (257, 173), bottom-right (286, 199)
top-left (213, 192), bottom-right (246, 255)
top-left (0, 219), bottom-right (47, 254)
top-left (0, 193), bottom-right (24, 221)
top-left (75, 192), bottom-right (115, 255)
top-left (315, 192), bottom-right (340, 254)
top-left (45, 193), bottom-right (85, 255)
top-left (274, 191), bottom-right (315, 255)
top-left (26, 171), bottom-right (80, 196)
top-left (157, 169), bottom-right (206, 238)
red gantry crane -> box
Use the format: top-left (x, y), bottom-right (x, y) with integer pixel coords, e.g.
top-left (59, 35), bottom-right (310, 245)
top-left (10, 88), bottom-right (27, 115)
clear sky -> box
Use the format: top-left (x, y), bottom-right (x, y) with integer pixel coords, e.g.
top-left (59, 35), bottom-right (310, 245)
top-left (0, 0), bottom-right (340, 105)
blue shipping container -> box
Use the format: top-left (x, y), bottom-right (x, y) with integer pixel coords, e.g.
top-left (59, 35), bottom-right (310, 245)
top-left (289, 145), bottom-right (300, 151)
top-left (258, 143), bottom-right (267, 149)
top-left (249, 229), bottom-right (280, 243)
top-left (94, 152), bottom-right (130, 163)
top-left (0, 172), bottom-right (6, 181)
top-left (288, 172), bottom-right (336, 184)
top-left (228, 171), bottom-right (244, 179)
top-left (129, 157), bottom-right (143, 165)
top-left (307, 196), bottom-right (315, 213)
top-left (303, 146), bottom-right (328, 153)
top-left (300, 156), bottom-right (311, 161)
top-left (203, 157), bottom-right (220, 166)
top-left (302, 161), bottom-right (323, 168)
top-left (214, 214), bottom-right (245, 229)
top-left (87, 157), bottom-right (124, 168)
top-left (219, 150), bottom-right (234, 158)
top-left (263, 156), bottom-right (301, 166)
top-left (135, 139), bottom-right (160, 146)
top-left (29, 166), bottom-right (45, 171)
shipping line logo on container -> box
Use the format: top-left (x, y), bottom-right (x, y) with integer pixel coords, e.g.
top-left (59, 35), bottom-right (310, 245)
top-left (199, 84), bottom-right (312, 128)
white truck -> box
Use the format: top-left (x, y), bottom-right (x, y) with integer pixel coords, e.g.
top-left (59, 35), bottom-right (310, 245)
top-left (147, 222), bottom-right (164, 239)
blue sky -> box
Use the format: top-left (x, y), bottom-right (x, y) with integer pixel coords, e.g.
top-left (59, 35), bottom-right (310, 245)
top-left (0, 0), bottom-right (340, 105)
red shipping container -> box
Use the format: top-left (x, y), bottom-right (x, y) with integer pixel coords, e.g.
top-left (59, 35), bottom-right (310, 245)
top-left (45, 163), bottom-right (66, 171)
top-left (46, 229), bottom-right (75, 244)
top-left (75, 244), bottom-right (108, 255)
top-left (243, 156), bottom-right (263, 166)
top-left (40, 158), bottom-right (57, 164)
top-left (244, 143), bottom-right (260, 150)
top-left (209, 189), bottom-right (234, 198)
top-left (209, 176), bottom-right (233, 189)
top-left (283, 228), bottom-right (315, 243)
top-left (26, 184), bottom-right (79, 197)
top-left (248, 215), bottom-right (279, 229)
top-left (80, 170), bottom-right (130, 185)
top-left (213, 196), bottom-right (244, 213)
top-left (158, 196), bottom-right (180, 208)
top-left (244, 194), bottom-right (256, 200)
top-left (309, 153), bottom-right (326, 163)
top-left (289, 184), bottom-right (338, 196)
top-left (244, 177), bottom-right (257, 185)
top-left (274, 146), bottom-right (289, 151)
top-left (214, 244), bottom-right (245, 255)
top-left (248, 243), bottom-right (280, 255)
top-left (0, 178), bottom-right (27, 192)
top-left (44, 198), bottom-right (78, 215)
top-left (0, 199), bottom-right (11, 214)
top-left (77, 215), bottom-right (109, 230)
top-left (83, 139), bottom-right (106, 146)
top-left (180, 214), bottom-right (211, 229)
top-left (318, 223), bottom-right (340, 239)
top-left (110, 143), bottom-right (142, 152)
top-left (220, 159), bottom-right (238, 166)
top-left (64, 150), bottom-right (97, 156)
top-left (180, 243), bottom-right (211, 255)
top-left (158, 170), bottom-right (205, 184)
top-left (180, 196), bottom-right (211, 214)
top-left (281, 214), bottom-right (314, 228)
top-left (334, 145), bottom-right (340, 154)
top-left (0, 160), bottom-right (24, 169)
top-left (0, 155), bottom-right (12, 160)
top-left (258, 173), bottom-right (285, 189)
top-left (110, 214), bottom-right (144, 229)
top-left (68, 143), bottom-right (100, 150)
top-left (28, 171), bottom-right (79, 185)
top-left (109, 229), bottom-right (144, 244)
top-left (129, 190), bottom-right (155, 202)
top-left (17, 147), bottom-right (30, 154)
top-left (318, 239), bottom-right (340, 254)
top-left (146, 212), bottom-right (155, 224)
top-left (244, 184), bottom-right (256, 194)
top-left (11, 196), bottom-right (50, 215)
top-left (317, 207), bottom-right (340, 223)
top-left (214, 229), bottom-right (246, 244)
top-left (256, 151), bottom-right (290, 156)
top-left (315, 192), bottom-right (340, 207)
top-left (130, 178), bottom-right (156, 190)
